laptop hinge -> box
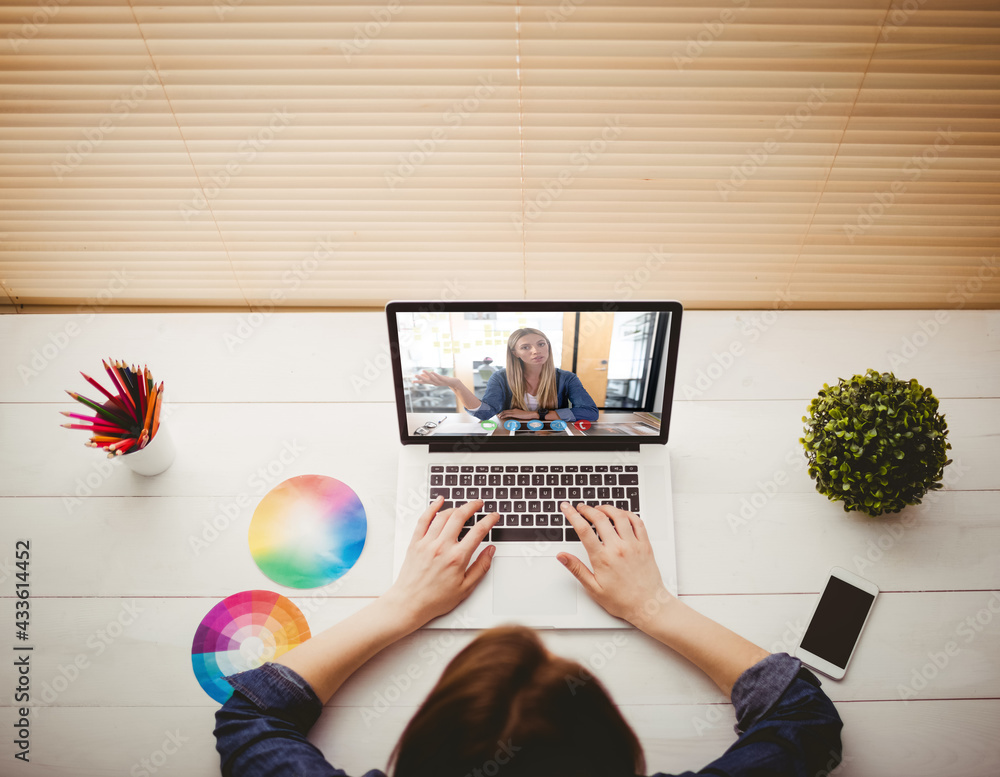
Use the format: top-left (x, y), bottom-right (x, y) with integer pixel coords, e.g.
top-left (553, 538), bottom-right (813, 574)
top-left (427, 441), bottom-right (642, 454)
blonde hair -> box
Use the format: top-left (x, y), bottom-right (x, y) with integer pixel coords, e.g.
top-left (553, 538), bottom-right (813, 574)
top-left (505, 328), bottom-right (558, 411)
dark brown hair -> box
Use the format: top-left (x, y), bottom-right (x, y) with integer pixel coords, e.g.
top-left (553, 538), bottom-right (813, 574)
top-left (389, 625), bottom-right (645, 777)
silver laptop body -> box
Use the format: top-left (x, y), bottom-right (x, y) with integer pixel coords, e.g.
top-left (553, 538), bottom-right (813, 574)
top-left (388, 300), bottom-right (682, 629)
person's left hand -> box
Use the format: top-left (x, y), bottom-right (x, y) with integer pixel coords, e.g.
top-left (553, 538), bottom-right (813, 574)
top-left (382, 497), bottom-right (499, 628)
top-left (497, 409), bottom-right (539, 421)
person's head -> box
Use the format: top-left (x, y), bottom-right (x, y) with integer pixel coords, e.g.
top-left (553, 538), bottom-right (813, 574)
top-left (389, 625), bottom-right (644, 777)
top-left (505, 328), bottom-right (558, 411)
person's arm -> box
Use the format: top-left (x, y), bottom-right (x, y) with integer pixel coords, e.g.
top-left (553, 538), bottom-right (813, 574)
top-left (214, 498), bottom-right (500, 777)
top-left (450, 377), bottom-right (486, 415)
top-left (557, 502), bottom-right (842, 776)
top-left (412, 369), bottom-right (510, 419)
top-left (463, 370), bottom-right (511, 419)
top-left (554, 372), bottom-right (599, 423)
top-left (556, 501), bottom-right (765, 694)
top-left (274, 497), bottom-right (498, 702)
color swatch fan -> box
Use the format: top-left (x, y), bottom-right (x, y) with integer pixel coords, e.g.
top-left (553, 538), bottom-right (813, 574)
top-left (249, 474), bottom-right (367, 588)
top-left (192, 590), bottom-right (311, 703)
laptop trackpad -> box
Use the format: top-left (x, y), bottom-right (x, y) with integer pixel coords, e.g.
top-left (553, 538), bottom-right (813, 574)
top-left (492, 557), bottom-right (578, 617)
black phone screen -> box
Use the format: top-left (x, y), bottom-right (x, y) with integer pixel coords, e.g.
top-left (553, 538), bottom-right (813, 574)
top-left (799, 576), bottom-right (876, 669)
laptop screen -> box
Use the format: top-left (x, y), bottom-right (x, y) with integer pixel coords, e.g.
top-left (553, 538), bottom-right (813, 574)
top-left (387, 301), bottom-right (682, 448)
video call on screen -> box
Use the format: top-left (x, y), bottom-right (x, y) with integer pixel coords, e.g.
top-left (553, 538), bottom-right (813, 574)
top-left (397, 309), bottom-right (672, 439)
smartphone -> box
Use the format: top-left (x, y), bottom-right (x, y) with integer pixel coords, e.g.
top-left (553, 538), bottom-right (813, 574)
top-left (794, 566), bottom-right (879, 680)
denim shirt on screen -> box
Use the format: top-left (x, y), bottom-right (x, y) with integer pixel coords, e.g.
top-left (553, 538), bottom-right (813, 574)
top-left (467, 367), bottom-right (599, 422)
top-left (214, 652), bottom-right (843, 777)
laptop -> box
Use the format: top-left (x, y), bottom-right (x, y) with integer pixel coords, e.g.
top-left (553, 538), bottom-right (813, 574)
top-left (388, 300), bottom-right (682, 629)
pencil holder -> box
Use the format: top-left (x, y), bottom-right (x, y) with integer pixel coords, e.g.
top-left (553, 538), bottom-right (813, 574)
top-left (121, 426), bottom-right (175, 476)
top-left (63, 360), bottom-right (168, 468)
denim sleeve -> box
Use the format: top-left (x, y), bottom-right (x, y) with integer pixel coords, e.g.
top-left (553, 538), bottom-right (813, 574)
top-left (213, 662), bottom-right (387, 777)
top-left (468, 371), bottom-right (508, 420)
top-left (555, 371), bottom-right (599, 422)
top-left (649, 653), bottom-right (843, 777)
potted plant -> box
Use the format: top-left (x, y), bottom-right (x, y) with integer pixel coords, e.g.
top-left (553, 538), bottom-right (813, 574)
top-left (800, 369), bottom-right (951, 516)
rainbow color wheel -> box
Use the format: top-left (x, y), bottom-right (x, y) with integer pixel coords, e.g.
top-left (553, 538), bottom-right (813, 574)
top-left (191, 590), bottom-right (311, 703)
top-left (249, 474), bottom-right (367, 589)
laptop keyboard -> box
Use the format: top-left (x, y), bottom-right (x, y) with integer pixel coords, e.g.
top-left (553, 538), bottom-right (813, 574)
top-left (427, 464), bottom-right (640, 542)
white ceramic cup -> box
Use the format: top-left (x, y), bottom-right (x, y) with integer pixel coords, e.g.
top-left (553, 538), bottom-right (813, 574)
top-left (121, 426), bottom-right (175, 476)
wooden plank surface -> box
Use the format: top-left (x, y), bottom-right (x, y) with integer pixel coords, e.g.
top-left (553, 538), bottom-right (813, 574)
top-left (1, 311), bottom-right (997, 402)
top-left (7, 701), bottom-right (1000, 777)
top-left (0, 310), bottom-right (996, 776)
top-left (0, 593), bottom-right (996, 709)
top-left (0, 399), bottom-right (996, 498)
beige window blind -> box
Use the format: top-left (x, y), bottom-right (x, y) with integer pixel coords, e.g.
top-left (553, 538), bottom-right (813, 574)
top-left (0, 0), bottom-right (997, 311)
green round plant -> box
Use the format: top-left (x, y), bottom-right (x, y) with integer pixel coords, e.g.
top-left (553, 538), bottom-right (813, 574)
top-left (800, 369), bottom-right (951, 516)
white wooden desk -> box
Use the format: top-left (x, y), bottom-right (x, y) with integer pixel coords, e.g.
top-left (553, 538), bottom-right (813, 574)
top-left (0, 311), bottom-right (998, 776)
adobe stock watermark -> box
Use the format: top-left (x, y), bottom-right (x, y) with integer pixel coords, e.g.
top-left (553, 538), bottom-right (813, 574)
top-left (564, 633), bottom-right (628, 695)
top-left (611, 244), bottom-right (672, 300)
top-left (672, 0), bottom-right (749, 70)
top-left (881, 0), bottom-right (927, 41)
top-left (682, 290), bottom-right (797, 400)
top-left (462, 740), bottom-right (523, 777)
top-left (129, 730), bottom-right (189, 777)
top-left (843, 128), bottom-right (959, 243)
top-left (52, 69), bottom-right (159, 180)
top-left (546, 0), bottom-right (585, 28)
top-left (6, 0), bottom-right (70, 54)
top-left (222, 235), bottom-right (341, 352)
top-left (287, 577), bottom-right (348, 623)
top-left (18, 268), bottom-right (132, 385)
top-left (512, 116), bottom-right (623, 233)
top-left (350, 279), bottom-right (465, 393)
top-left (361, 612), bottom-right (475, 726)
top-left (385, 75), bottom-right (498, 190)
top-left (728, 446), bottom-right (967, 537)
top-left (31, 600), bottom-right (144, 713)
top-left (947, 253), bottom-right (999, 307)
top-left (717, 86), bottom-right (830, 201)
top-left (897, 590), bottom-right (1000, 702)
top-left (189, 439), bottom-right (305, 554)
top-left (180, 109), bottom-right (294, 222)
top-left (885, 253), bottom-right (999, 370)
top-left (214, 0), bottom-right (244, 20)
top-left (851, 459), bottom-right (970, 577)
top-left (726, 442), bottom-right (811, 533)
top-left (691, 619), bottom-right (806, 735)
top-left (62, 400), bottom-right (180, 515)
top-left (341, 0), bottom-right (402, 61)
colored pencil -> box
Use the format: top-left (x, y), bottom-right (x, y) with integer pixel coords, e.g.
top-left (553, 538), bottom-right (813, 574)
top-left (141, 380), bottom-right (158, 439)
top-left (119, 361), bottom-right (142, 423)
top-left (102, 359), bottom-right (136, 418)
top-left (66, 391), bottom-right (132, 426)
top-left (90, 434), bottom-right (128, 443)
top-left (139, 366), bottom-right (149, 421)
top-left (64, 362), bottom-right (165, 456)
top-left (59, 412), bottom-right (125, 431)
top-left (120, 362), bottom-right (138, 400)
top-left (80, 371), bottom-right (126, 412)
top-left (151, 382), bottom-right (163, 438)
top-left (61, 423), bottom-right (126, 433)
top-left (109, 437), bottom-right (138, 456)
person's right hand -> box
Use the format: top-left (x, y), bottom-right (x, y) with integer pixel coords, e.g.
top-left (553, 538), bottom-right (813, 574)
top-left (557, 502), bottom-right (675, 627)
top-left (412, 370), bottom-right (457, 389)
top-left (383, 497), bottom-right (499, 628)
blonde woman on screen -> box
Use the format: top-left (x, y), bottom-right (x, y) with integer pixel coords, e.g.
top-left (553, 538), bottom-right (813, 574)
top-left (413, 327), bottom-right (598, 423)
